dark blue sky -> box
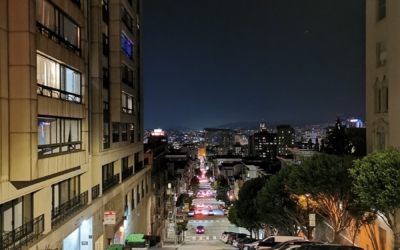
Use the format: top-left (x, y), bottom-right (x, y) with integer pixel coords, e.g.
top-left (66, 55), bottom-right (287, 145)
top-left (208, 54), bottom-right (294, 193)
top-left (143, 0), bottom-right (365, 130)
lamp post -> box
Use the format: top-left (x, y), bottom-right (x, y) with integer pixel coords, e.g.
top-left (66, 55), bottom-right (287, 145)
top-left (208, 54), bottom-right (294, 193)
top-left (305, 193), bottom-right (311, 240)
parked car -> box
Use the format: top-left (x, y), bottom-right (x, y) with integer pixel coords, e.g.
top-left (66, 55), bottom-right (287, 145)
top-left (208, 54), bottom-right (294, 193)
top-left (250, 236), bottom-right (304, 250)
top-left (272, 240), bottom-right (325, 250)
top-left (195, 209), bottom-right (202, 215)
top-left (220, 231), bottom-right (233, 241)
top-left (196, 226), bottom-right (205, 234)
top-left (208, 209), bottom-right (214, 215)
top-left (297, 244), bottom-right (364, 250)
top-left (223, 209), bottom-right (228, 215)
top-left (228, 233), bottom-right (249, 245)
top-left (188, 209), bottom-right (195, 217)
top-left (237, 238), bottom-right (258, 249)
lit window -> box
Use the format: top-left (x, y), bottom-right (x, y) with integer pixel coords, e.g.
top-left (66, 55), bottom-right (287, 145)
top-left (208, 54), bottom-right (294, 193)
top-left (121, 33), bottom-right (134, 59)
top-left (122, 92), bottom-right (134, 114)
top-left (38, 117), bottom-right (82, 157)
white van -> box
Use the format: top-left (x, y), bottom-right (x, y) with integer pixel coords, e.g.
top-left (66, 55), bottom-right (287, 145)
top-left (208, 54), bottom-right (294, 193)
top-left (256, 236), bottom-right (304, 250)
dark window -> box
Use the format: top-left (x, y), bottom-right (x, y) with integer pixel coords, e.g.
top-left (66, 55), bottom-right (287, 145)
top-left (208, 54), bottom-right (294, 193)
top-left (103, 68), bottom-right (109, 89)
top-left (378, 0), bottom-right (386, 20)
top-left (36, 0), bottom-right (81, 54)
top-left (102, 0), bottom-right (109, 22)
top-left (103, 102), bottom-right (110, 149)
top-left (137, 184), bottom-right (140, 203)
top-left (121, 64), bottom-right (134, 88)
top-left (103, 34), bottom-right (109, 57)
top-left (102, 163), bottom-right (114, 181)
top-left (131, 189), bottom-right (135, 210)
top-left (130, 123), bottom-right (135, 143)
top-left (141, 180), bottom-right (144, 198)
top-left (122, 156), bottom-right (128, 170)
top-left (38, 117), bottom-right (82, 157)
top-left (112, 123), bottom-right (119, 142)
top-left (121, 124), bottom-right (128, 141)
top-left (121, 6), bottom-right (133, 31)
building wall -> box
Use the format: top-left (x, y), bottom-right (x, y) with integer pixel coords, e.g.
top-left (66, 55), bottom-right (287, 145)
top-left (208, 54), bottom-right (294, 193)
top-left (0, 0), bottom-right (148, 249)
top-left (364, 0), bottom-right (398, 249)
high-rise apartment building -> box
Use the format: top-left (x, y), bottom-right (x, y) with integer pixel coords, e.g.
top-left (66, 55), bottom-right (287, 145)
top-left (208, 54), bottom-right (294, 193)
top-left (0, 0), bottom-right (150, 249)
top-left (276, 125), bottom-right (295, 156)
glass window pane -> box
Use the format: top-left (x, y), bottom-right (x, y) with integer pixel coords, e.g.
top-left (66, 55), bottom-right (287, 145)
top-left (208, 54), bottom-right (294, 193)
top-left (62, 16), bottom-right (79, 48)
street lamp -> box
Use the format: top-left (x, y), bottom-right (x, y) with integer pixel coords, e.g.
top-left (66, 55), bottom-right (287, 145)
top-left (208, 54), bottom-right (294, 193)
top-left (305, 193), bottom-right (311, 240)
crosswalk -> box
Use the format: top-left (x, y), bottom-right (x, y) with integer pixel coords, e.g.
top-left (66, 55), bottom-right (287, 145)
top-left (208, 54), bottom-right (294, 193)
top-left (188, 220), bottom-right (227, 223)
top-left (186, 235), bottom-right (219, 241)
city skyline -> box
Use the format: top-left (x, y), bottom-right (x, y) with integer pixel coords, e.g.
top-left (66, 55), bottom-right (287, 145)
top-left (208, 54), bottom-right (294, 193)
top-left (143, 0), bottom-right (366, 129)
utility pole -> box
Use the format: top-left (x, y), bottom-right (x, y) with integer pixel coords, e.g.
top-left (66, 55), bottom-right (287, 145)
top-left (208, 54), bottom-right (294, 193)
top-left (305, 194), bottom-right (311, 240)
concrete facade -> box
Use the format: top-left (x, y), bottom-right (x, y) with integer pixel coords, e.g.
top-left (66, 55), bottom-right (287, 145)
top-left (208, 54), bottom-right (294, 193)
top-left (363, 0), bottom-right (398, 249)
top-left (0, 0), bottom-right (148, 249)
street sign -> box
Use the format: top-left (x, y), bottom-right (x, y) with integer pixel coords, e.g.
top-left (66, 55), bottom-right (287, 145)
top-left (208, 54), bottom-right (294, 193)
top-left (309, 213), bottom-right (316, 227)
top-left (104, 211), bottom-right (116, 225)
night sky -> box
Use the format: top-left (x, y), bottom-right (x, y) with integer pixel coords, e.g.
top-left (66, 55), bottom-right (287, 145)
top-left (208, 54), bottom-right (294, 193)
top-left (143, 0), bottom-right (365, 130)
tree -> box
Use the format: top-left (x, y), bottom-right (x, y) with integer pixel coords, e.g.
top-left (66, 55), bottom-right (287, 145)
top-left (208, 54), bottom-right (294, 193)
top-left (288, 153), bottom-right (356, 243)
top-left (190, 176), bottom-right (200, 194)
top-left (194, 168), bottom-right (201, 177)
top-left (346, 128), bottom-right (366, 157)
top-left (256, 167), bottom-right (310, 236)
top-left (233, 178), bottom-right (267, 235)
top-left (350, 147), bottom-right (400, 249)
top-left (216, 175), bottom-right (229, 203)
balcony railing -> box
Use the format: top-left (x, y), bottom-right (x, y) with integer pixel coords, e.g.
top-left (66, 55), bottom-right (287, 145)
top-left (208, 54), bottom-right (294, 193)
top-left (38, 141), bottom-right (82, 158)
top-left (134, 161), bottom-right (143, 173)
top-left (36, 22), bottom-right (81, 56)
top-left (1, 214), bottom-right (44, 250)
top-left (122, 107), bottom-right (133, 114)
top-left (37, 84), bottom-right (82, 103)
top-left (92, 184), bottom-right (100, 200)
top-left (103, 173), bottom-right (120, 193)
top-left (51, 191), bottom-right (88, 227)
top-left (122, 166), bottom-right (133, 181)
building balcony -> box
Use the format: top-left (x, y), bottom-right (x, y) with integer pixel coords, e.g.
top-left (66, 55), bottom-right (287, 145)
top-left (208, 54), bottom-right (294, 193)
top-left (37, 84), bottom-right (82, 103)
top-left (51, 191), bottom-right (88, 227)
top-left (102, 173), bottom-right (120, 193)
top-left (1, 214), bottom-right (44, 250)
top-left (122, 166), bottom-right (134, 181)
top-left (92, 184), bottom-right (100, 200)
top-left (134, 161), bottom-right (143, 173)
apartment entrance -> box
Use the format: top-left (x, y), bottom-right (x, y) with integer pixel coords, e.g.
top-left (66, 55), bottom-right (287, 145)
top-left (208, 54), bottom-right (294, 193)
top-left (63, 217), bottom-right (93, 250)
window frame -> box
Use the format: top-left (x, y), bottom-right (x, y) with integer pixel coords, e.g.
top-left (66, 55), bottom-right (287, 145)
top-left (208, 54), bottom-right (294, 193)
top-left (38, 116), bottom-right (83, 158)
top-left (36, 0), bottom-right (81, 55)
top-left (36, 54), bottom-right (82, 103)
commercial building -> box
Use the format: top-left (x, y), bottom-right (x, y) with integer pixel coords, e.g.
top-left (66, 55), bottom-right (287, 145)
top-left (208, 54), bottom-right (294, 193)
top-left (204, 128), bottom-right (234, 155)
top-left (0, 0), bottom-right (149, 249)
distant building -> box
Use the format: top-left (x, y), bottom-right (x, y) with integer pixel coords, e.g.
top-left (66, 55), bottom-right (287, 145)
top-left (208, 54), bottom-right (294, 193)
top-left (346, 118), bottom-right (364, 128)
top-left (204, 128), bottom-right (234, 154)
top-left (276, 125), bottom-right (295, 156)
top-left (147, 128), bottom-right (168, 148)
top-left (249, 131), bottom-right (277, 159)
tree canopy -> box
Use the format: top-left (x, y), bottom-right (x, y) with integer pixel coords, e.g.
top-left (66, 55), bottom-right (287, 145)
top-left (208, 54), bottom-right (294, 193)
top-left (350, 147), bottom-right (400, 249)
top-left (256, 166), bottom-right (307, 236)
top-left (231, 177), bottom-right (267, 232)
top-left (288, 153), bottom-right (356, 242)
